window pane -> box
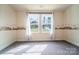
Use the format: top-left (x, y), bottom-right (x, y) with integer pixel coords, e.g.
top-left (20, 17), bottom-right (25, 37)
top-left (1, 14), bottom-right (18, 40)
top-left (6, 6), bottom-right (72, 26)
top-left (41, 14), bottom-right (52, 32)
top-left (42, 24), bottom-right (51, 32)
top-left (28, 14), bottom-right (39, 32)
top-left (30, 25), bottom-right (38, 32)
top-left (48, 17), bottom-right (51, 23)
top-left (30, 18), bottom-right (38, 24)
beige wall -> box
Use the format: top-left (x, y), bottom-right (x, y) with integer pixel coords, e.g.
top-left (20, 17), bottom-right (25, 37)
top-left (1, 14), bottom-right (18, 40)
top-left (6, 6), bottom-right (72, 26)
top-left (16, 11), bottom-right (28, 41)
top-left (0, 5), bottom-right (16, 51)
top-left (53, 11), bottom-right (64, 40)
top-left (64, 5), bottom-right (79, 46)
top-left (16, 11), bottom-right (64, 41)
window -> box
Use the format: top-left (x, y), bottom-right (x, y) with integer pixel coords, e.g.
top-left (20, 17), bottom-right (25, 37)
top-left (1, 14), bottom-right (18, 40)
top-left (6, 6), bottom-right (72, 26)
top-left (28, 14), bottom-right (39, 33)
top-left (41, 14), bottom-right (52, 32)
top-left (28, 13), bottom-right (53, 33)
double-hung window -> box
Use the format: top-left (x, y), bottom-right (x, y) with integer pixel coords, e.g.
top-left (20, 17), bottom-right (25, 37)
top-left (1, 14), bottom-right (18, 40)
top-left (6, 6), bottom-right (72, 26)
top-left (28, 14), bottom-right (39, 33)
top-left (41, 14), bottom-right (52, 33)
top-left (28, 13), bottom-right (53, 33)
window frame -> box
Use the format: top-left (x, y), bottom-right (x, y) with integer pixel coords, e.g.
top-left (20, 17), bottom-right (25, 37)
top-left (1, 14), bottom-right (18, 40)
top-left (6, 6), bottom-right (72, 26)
top-left (29, 14), bottom-right (40, 33)
top-left (28, 13), bottom-right (53, 33)
top-left (41, 14), bottom-right (53, 33)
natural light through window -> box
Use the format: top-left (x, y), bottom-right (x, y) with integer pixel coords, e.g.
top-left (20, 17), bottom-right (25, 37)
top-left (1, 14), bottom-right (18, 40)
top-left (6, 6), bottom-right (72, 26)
top-left (6, 45), bottom-right (30, 53)
top-left (25, 44), bottom-right (48, 54)
top-left (27, 13), bottom-right (53, 33)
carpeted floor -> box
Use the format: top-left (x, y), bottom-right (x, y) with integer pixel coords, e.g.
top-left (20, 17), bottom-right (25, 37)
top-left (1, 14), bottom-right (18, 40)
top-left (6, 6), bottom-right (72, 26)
top-left (0, 41), bottom-right (79, 55)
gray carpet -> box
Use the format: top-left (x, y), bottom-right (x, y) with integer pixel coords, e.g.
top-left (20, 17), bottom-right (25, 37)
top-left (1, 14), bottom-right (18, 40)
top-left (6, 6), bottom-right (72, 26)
top-left (0, 41), bottom-right (79, 55)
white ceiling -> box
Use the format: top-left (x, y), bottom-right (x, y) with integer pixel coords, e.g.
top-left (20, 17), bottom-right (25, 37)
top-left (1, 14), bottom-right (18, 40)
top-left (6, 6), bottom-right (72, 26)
top-left (11, 4), bottom-right (71, 11)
